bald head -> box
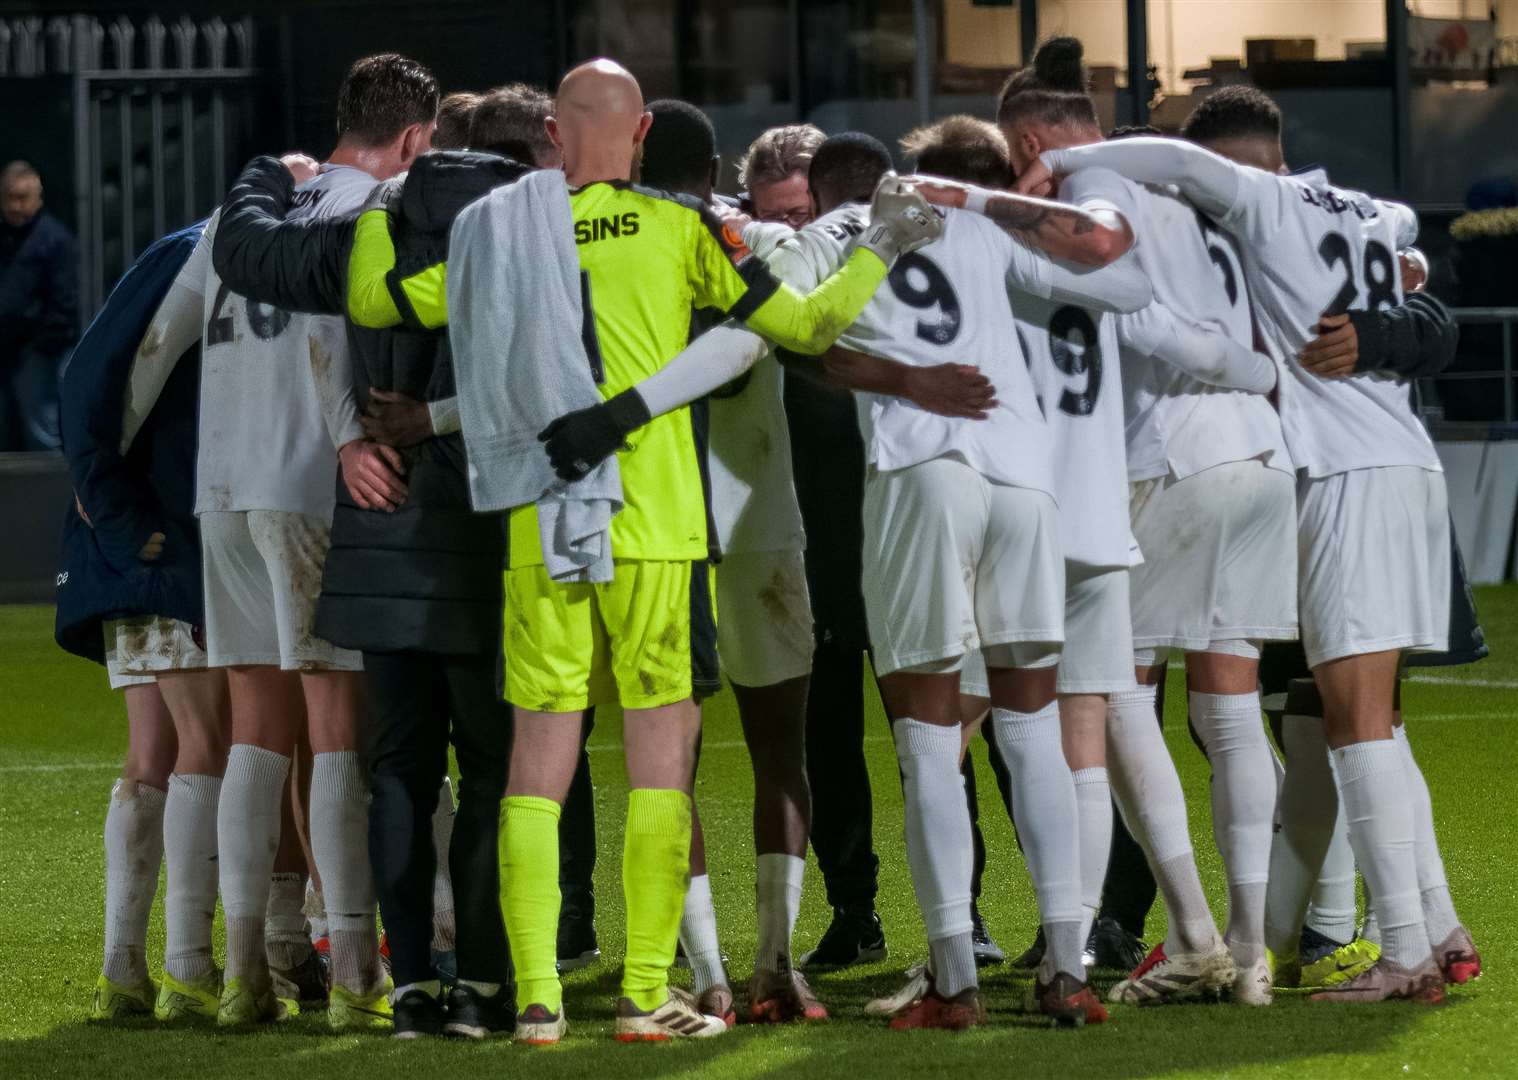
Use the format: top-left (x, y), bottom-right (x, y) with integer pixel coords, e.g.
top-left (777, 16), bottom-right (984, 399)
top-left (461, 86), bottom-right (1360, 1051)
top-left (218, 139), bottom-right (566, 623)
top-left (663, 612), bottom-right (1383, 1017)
top-left (550, 59), bottom-right (652, 184)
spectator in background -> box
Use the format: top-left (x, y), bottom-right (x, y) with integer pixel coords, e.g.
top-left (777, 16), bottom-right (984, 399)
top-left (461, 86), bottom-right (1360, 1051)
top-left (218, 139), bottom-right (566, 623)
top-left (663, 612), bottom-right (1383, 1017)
top-left (0, 160), bottom-right (77, 450)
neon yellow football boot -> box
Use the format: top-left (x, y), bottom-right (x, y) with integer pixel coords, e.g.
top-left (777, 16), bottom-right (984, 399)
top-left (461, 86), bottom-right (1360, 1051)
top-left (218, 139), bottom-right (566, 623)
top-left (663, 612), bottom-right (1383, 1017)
top-left (328, 978), bottom-right (393, 1032)
top-left (155, 969), bottom-right (222, 1022)
top-left (217, 976), bottom-right (298, 1026)
top-left (1267, 948), bottom-right (1301, 990)
top-left (1301, 937), bottom-right (1381, 989)
top-left (92, 974), bottom-right (156, 1021)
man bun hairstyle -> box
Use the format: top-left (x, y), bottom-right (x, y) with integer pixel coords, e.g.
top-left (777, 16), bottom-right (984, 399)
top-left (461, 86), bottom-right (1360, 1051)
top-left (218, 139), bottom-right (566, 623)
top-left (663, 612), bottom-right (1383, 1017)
top-left (469, 83), bottom-right (555, 165)
top-left (900, 115), bottom-right (1012, 189)
top-left (433, 91), bottom-right (482, 150)
top-left (1180, 85), bottom-right (1283, 145)
top-left (998, 35), bottom-right (1099, 133)
top-left (808, 131), bottom-right (893, 208)
top-left (640, 99), bottom-right (717, 195)
top-left (334, 53), bottom-right (439, 146)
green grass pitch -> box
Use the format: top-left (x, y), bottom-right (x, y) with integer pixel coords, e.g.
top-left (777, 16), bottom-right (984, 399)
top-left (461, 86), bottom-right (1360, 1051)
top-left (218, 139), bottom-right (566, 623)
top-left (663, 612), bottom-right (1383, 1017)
top-left (1, 588), bottom-right (1514, 1078)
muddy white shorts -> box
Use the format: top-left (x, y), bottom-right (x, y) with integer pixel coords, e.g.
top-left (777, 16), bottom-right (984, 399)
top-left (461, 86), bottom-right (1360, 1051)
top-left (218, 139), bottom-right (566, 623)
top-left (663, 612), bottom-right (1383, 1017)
top-left (716, 548), bottom-right (814, 687)
top-left (200, 510), bottom-right (361, 671)
top-left (1297, 466), bottom-right (1450, 668)
top-left (104, 615), bottom-right (207, 689)
top-left (861, 457), bottom-right (1064, 678)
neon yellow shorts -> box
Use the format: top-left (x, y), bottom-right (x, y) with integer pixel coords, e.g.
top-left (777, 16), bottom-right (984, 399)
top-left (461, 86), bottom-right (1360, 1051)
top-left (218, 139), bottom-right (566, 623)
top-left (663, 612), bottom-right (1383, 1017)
top-left (504, 560), bottom-right (695, 712)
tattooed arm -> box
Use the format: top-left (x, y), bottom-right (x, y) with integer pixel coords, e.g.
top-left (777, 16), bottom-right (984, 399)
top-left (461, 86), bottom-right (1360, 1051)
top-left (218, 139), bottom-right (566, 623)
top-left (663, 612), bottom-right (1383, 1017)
top-left (909, 175), bottom-right (1132, 266)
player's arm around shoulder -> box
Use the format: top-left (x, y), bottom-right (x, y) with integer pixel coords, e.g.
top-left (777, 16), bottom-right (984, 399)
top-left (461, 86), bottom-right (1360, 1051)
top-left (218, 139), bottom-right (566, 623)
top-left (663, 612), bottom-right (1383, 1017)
top-left (212, 155), bottom-right (351, 316)
top-left (346, 205), bottom-right (447, 331)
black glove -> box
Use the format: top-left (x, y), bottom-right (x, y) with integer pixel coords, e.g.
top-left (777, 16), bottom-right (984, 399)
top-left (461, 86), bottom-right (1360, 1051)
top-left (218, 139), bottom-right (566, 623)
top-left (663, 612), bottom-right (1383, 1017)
top-left (538, 388), bottom-right (652, 482)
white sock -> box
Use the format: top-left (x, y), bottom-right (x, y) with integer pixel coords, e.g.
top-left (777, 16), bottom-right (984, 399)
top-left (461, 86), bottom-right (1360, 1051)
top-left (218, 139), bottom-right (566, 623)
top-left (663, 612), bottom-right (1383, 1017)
top-left (431, 777), bottom-right (457, 954)
top-left (304, 881), bottom-right (328, 944)
top-left (103, 779), bottom-right (167, 985)
top-left (395, 979), bottom-right (441, 1000)
top-left (1071, 766), bottom-right (1112, 947)
top-left (1264, 714), bottom-right (1339, 958)
top-left (1189, 690), bottom-right (1274, 964)
top-left (310, 750), bottom-right (380, 993)
top-left (679, 873), bottom-right (727, 994)
top-left (1304, 810), bottom-right (1357, 946)
top-left (755, 853), bottom-right (804, 975)
top-left (1107, 685), bottom-right (1217, 954)
top-left (1331, 740), bottom-right (1429, 969)
top-left (992, 704), bottom-right (1083, 980)
top-left (894, 718), bottom-right (976, 997)
top-left (162, 774), bottom-right (220, 984)
top-left (219, 745), bottom-right (290, 985)
top-left (266, 872), bottom-right (310, 969)
top-left (1361, 904), bottom-right (1382, 946)
top-left (1392, 726), bottom-right (1461, 946)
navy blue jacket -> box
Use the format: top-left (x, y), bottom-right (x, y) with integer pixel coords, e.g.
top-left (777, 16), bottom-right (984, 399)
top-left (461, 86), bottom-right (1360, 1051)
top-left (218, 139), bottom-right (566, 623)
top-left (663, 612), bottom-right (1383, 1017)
top-left (0, 210), bottom-right (78, 366)
top-left (55, 223), bottom-right (205, 664)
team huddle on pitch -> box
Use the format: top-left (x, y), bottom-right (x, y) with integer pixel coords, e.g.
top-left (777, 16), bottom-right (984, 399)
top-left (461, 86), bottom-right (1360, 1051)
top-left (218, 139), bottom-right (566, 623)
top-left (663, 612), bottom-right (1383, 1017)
top-left (71, 33), bottom-right (1483, 1045)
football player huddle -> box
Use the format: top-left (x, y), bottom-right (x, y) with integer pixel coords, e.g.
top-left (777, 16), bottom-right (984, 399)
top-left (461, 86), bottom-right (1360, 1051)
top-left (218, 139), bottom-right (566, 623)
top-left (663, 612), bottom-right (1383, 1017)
top-left (62, 33), bottom-right (1479, 1045)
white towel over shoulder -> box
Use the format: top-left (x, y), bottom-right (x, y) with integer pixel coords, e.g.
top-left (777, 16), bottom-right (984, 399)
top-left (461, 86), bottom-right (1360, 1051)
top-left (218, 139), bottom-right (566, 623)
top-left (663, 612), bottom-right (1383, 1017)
top-left (447, 168), bottom-right (622, 582)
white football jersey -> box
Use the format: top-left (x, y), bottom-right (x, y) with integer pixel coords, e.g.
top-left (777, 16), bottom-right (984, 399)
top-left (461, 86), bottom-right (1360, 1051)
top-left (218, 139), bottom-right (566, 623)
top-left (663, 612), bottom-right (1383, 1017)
top-left (191, 165), bottom-right (372, 518)
top-left (1065, 170), bottom-right (1291, 483)
top-left (706, 222), bottom-right (806, 555)
top-left (1217, 167), bottom-right (1434, 477)
top-left (770, 202), bottom-right (1054, 497)
top-left (1015, 287), bottom-right (1137, 571)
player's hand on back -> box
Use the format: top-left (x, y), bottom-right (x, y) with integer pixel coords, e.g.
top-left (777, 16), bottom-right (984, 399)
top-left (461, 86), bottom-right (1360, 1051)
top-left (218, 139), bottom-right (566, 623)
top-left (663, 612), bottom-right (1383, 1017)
top-left (362, 389), bottom-right (433, 448)
top-left (1299, 313), bottom-right (1358, 379)
top-left (138, 531), bottom-right (166, 561)
top-left (538, 390), bottom-right (652, 483)
top-left (857, 172), bottom-right (943, 265)
top-left (280, 152), bottom-right (319, 184)
top-left (904, 363), bottom-right (998, 420)
top-left (339, 438), bottom-right (409, 512)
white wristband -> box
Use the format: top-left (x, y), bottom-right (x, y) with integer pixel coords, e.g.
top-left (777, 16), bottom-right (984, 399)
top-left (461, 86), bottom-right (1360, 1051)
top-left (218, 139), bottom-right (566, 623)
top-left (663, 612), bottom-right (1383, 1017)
top-left (963, 186), bottom-right (990, 215)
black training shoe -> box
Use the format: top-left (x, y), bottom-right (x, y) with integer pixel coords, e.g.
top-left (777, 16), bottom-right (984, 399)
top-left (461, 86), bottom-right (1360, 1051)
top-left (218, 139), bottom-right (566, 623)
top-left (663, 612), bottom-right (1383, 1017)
top-left (392, 988), bottom-right (445, 1040)
top-left (557, 906), bottom-right (601, 973)
top-left (271, 945), bottom-right (330, 1009)
top-left (1012, 927), bottom-right (1046, 970)
top-left (1089, 915), bottom-right (1148, 972)
top-left (798, 907), bottom-right (887, 970)
top-left (971, 904), bottom-right (1005, 966)
top-left (1298, 925), bottom-right (1346, 967)
top-left (444, 982), bottom-right (516, 1040)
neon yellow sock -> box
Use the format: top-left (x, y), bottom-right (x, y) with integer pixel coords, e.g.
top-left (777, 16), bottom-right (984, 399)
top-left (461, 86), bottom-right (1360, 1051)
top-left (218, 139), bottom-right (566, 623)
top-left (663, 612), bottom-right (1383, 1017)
top-left (499, 796), bottom-right (563, 1014)
top-left (621, 788), bottom-right (693, 1011)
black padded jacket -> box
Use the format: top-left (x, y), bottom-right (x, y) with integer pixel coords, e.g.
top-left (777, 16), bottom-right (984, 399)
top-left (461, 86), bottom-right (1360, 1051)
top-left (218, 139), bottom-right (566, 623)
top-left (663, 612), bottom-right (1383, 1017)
top-left (212, 151), bottom-right (530, 655)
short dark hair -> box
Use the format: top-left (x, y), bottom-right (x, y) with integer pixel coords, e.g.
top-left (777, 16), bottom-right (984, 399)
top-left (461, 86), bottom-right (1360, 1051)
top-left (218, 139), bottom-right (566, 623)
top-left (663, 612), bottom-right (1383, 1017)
top-left (900, 115), bottom-right (1012, 189)
top-left (809, 132), bottom-right (892, 209)
top-left (998, 36), bottom-right (1099, 133)
top-left (469, 83), bottom-right (555, 164)
top-left (1181, 86), bottom-right (1283, 144)
top-left (434, 91), bottom-right (481, 150)
top-left (641, 99), bottom-right (717, 196)
top-left (1107, 124), bottom-right (1162, 140)
top-left (335, 53), bottom-right (438, 146)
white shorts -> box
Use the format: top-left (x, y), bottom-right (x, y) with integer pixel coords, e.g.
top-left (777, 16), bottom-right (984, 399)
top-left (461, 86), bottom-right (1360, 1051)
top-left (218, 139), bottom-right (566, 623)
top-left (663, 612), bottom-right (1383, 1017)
top-left (862, 458), bottom-right (1064, 678)
top-left (1058, 565), bottom-right (1137, 695)
top-left (1129, 459), bottom-right (1298, 652)
top-left (716, 549), bottom-right (815, 687)
top-left (1298, 466), bottom-right (1450, 668)
top-left (104, 615), bottom-right (207, 690)
top-left (200, 510), bottom-right (362, 671)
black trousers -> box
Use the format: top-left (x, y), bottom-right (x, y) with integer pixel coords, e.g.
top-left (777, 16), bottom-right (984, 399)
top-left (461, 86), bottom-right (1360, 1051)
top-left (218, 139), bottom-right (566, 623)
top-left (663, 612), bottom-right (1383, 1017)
top-left (364, 649), bottom-right (511, 987)
top-left (786, 374), bottom-right (881, 913)
top-left (804, 641), bottom-right (880, 910)
top-left (558, 708), bottom-right (598, 919)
